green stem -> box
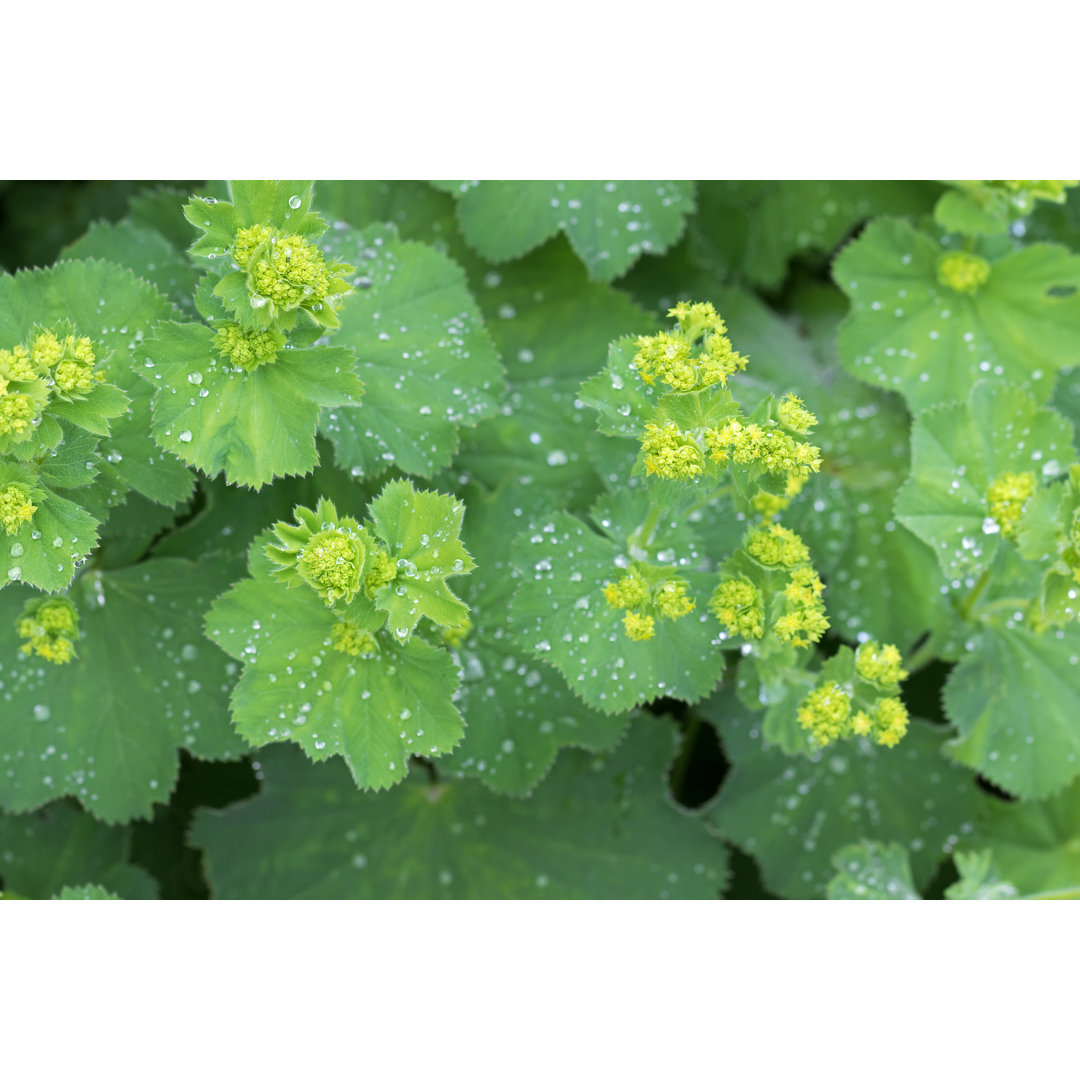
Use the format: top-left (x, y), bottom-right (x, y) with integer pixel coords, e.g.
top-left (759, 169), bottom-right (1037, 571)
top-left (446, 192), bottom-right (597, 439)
top-left (629, 500), bottom-right (667, 554)
top-left (957, 569), bottom-right (992, 622)
top-left (1020, 885), bottom-right (1080, 900)
top-left (904, 634), bottom-right (938, 674)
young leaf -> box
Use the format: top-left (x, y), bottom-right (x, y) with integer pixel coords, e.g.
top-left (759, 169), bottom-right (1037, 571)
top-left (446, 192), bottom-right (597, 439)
top-left (436, 180), bottom-right (695, 282)
top-left (319, 223), bottom-right (503, 478)
top-left (52, 883), bottom-right (121, 900)
top-left (825, 842), bottom-right (921, 900)
top-left (835, 218), bottom-right (1080, 411)
top-left (944, 622), bottom-right (1080, 798)
top-left (191, 716), bottom-right (726, 899)
top-left (0, 558), bottom-right (245, 824)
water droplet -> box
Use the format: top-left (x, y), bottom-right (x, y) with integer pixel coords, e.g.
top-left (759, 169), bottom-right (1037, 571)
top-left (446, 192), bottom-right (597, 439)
top-left (178, 430), bottom-right (193, 443)
top-left (288, 195), bottom-right (302, 209)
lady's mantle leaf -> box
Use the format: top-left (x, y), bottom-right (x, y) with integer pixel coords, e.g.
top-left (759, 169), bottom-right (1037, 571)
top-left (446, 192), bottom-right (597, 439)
top-left (944, 623), bottom-right (1080, 799)
top-left (0, 558), bottom-right (244, 824)
top-left (320, 223), bottom-right (503, 479)
top-left (825, 842), bottom-right (921, 899)
top-left (436, 180), bottom-right (695, 282)
top-left (139, 321), bottom-right (363, 490)
top-left (704, 692), bottom-right (980, 899)
top-left (204, 532), bottom-right (465, 792)
top-left (191, 716), bottom-right (726, 899)
top-left (970, 778), bottom-right (1080, 894)
top-left (895, 381), bottom-right (1075, 581)
top-left (367, 479), bottom-right (474, 641)
top-left (0, 801), bottom-right (155, 899)
top-left (510, 512), bottom-right (722, 714)
top-left (439, 486), bottom-right (629, 796)
top-left (835, 218), bottom-right (1080, 411)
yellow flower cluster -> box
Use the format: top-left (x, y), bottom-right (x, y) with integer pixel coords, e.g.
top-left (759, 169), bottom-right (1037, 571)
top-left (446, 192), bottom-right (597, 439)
top-left (0, 327), bottom-right (105, 445)
top-left (215, 324), bottom-right (285, 372)
top-left (603, 569), bottom-right (695, 642)
top-left (331, 620), bottom-right (379, 658)
top-left (709, 576), bottom-right (764, 639)
top-left (746, 524), bottom-right (810, 568)
top-left (703, 418), bottom-right (822, 483)
top-left (777, 394), bottom-right (817, 434)
top-left (775, 568), bottom-right (829, 648)
top-left (796, 681), bottom-right (852, 745)
top-left (986, 470), bottom-right (1038, 538)
top-left (441, 615), bottom-right (472, 648)
top-left (855, 640), bottom-right (907, 686)
top-left (298, 529), bottom-right (365, 606)
top-left (0, 483), bottom-right (37, 536)
top-left (641, 422), bottom-right (704, 480)
top-left (234, 225), bottom-right (336, 312)
top-left (16, 596), bottom-right (80, 665)
top-left (631, 301), bottom-right (747, 392)
top-left (937, 251), bottom-right (992, 295)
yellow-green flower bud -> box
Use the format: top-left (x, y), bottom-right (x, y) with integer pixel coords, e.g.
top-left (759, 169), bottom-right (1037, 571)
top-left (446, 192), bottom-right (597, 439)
top-left (442, 616), bottom-right (472, 648)
top-left (986, 470), bottom-right (1038, 538)
top-left (0, 344), bottom-right (39, 382)
top-left (215, 323), bottom-right (284, 372)
top-left (937, 251), bottom-right (992, 295)
top-left (641, 422), bottom-right (705, 481)
top-left (796, 681), bottom-right (852, 746)
top-left (746, 524), bottom-right (810, 568)
top-left (298, 528), bottom-right (365, 606)
top-left (0, 392), bottom-right (39, 438)
top-left (777, 393), bottom-right (817, 434)
top-left (363, 547), bottom-right (398, 598)
top-left (855, 640), bottom-right (907, 686)
top-left (0, 483), bottom-right (36, 536)
top-left (623, 610), bottom-right (655, 641)
top-left (872, 697), bottom-right (909, 748)
top-left (331, 621), bottom-right (379, 657)
top-left (16, 596), bottom-right (80, 665)
top-left (709, 577), bottom-right (764, 639)
top-left (655, 578), bottom-right (695, 620)
top-left (603, 573), bottom-right (649, 610)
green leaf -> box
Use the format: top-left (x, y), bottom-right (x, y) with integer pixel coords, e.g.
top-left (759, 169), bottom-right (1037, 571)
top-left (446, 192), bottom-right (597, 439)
top-left (140, 321), bottom-right (363, 490)
top-left (53, 883), bottom-right (120, 900)
top-left (825, 842), bottom-right (920, 899)
top-left (895, 381), bottom-right (1076, 581)
top-left (970, 779), bottom-right (1080, 894)
top-left (47, 382), bottom-right (130, 437)
top-left (0, 802), bottom-right (156, 898)
top-left (438, 485), bottom-right (629, 795)
top-left (456, 238), bottom-right (658, 508)
top-left (204, 532), bottom-right (465, 791)
top-left (691, 180), bottom-right (942, 290)
top-left (191, 715), bottom-right (726, 898)
top-left (367, 479), bottom-right (474, 641)
top-left (438, 181), bottom-right (695, 283)
top-left (835, 218), bottom-right (1080, 410)
top-left (320, 223), bottom-right (503, 478)
top-left (510, 512), bottom-right (723, 714)
top-left (704, 691), bottom-right (980, 898)
top-left (0, 558), bottom-right (245, 823)
top-left (61, 219), bottom-right (198, 306)
top-left (944, 622), bottom-right (1080, 798)
top-left (945, 849), bottom-right (1019, 899)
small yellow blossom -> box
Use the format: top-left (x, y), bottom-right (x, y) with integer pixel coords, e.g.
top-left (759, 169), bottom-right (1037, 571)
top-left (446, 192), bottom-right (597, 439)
top-left (704, 419), bottom-right (821, 483)
top-left (746, 524), bottom-right (810, 568)
top-left (709, 577), bottom-right (764, 639)
top-left (442, 616), bottom-right (472, 648)
top-left (363, 547), bottom-right (398, 598)
top-left (937, 251), bottom-right (992, 295)
top-left (623, 610), bottom-right (655, 641)
top-left (16, 596), bottom-right (80, 665)
top-left (0, 344), bottom-right (39, 382)
top-left (0, 484), bottom-right (37, 536)
top-left (777, 394), bottom-right (817, 434)
top-left (641, 422), bottom-right (704, 481)
top-left (851, 710), bottom-right (872, 737)
top-left (986, 470), bottom-right (1038, 538)
top-left (855, 640), bottom-right (907, 686)
top-left (796, 681), bottom-right (852, 746)
top-left (872, 697), bottom-right (909, 747)
top-left (655, 578), bottom-right (695, 620)
top-left (603, 573), bottom-right (648, 610)
top-left (631, 300), bottom-right (747, 391)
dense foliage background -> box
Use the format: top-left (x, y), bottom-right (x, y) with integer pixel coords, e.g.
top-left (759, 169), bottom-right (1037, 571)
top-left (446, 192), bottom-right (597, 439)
top-left (2, 179), bottom-right (1079, 900)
